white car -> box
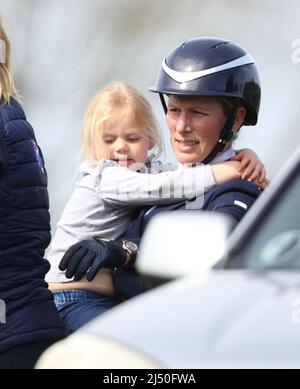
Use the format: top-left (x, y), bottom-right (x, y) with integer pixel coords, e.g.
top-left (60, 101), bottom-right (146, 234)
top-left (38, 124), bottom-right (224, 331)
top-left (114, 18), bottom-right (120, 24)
top-left (37, 147), bottom-right (300, 369)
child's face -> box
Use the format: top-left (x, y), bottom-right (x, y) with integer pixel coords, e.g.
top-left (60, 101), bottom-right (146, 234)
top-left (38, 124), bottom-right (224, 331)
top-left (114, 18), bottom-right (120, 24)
top-left (99, 117), bottom-right (153, 167)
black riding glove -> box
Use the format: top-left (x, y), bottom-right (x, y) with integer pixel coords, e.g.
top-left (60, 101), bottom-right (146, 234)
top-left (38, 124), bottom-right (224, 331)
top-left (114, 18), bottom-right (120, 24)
top-left (58, 237), bottom-right (137, 282)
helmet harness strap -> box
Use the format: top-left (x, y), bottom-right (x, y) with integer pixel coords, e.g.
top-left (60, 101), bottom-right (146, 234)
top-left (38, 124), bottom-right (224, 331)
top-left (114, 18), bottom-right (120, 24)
top-left (159, 93), bottom-right (168, 114)
top-left (201, 100), bottom-right (239, 164)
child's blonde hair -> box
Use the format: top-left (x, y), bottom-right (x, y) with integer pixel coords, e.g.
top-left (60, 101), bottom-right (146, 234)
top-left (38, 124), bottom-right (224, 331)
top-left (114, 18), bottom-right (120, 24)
top-left (82, 82), bottom-right (164, 164)
top-left (0, 18), bottom-right (18, 103)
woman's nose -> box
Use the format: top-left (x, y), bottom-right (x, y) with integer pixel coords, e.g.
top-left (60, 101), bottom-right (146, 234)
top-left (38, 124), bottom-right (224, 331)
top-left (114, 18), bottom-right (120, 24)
top-left (176, 115), bottom-right (192, 133)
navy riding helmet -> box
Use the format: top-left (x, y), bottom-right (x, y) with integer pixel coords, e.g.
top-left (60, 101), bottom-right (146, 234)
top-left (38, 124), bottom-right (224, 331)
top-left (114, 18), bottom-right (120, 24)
top-left (149, 37), bottom-right (261, 162)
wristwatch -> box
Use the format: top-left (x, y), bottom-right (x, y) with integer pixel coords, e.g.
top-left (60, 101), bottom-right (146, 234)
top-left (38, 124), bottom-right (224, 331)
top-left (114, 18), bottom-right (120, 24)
top-left (121, 240), bottom-right (139, 267)
top-left (93, 236), bottom-right (138, 267)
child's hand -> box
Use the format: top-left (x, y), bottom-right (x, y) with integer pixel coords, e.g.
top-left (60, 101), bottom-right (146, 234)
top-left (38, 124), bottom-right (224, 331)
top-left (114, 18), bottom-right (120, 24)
top-left (211, 158), bottom-right (270, 189)
top-left (231, 149), bottom-right (266, 184)
top-left (253, 177), bottom-right (270, 190)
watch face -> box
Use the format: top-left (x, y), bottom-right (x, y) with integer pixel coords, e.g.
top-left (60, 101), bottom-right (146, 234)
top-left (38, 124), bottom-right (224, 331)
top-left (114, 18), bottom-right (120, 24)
top-left (124, 241), bottom-right (138, 253)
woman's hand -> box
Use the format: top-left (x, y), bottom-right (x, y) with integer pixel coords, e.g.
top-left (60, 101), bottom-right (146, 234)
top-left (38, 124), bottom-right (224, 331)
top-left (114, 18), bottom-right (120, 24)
top-left (59, 238), bottom-right (127, 281)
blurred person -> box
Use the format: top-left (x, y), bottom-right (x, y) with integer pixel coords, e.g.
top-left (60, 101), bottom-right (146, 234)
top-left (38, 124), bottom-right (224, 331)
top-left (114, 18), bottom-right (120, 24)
top-left (0, 18), bottom-right (63, 369)
top-left (58, 37), bottom-right (266, 308)
top-left (46, 82), bottom-right (264, 334)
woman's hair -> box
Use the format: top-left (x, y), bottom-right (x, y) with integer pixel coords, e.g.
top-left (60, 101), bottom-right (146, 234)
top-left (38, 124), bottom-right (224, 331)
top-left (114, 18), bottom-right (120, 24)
top-left (82, 82), bottom-right (164, 164)
top-left (0, 18), bottom-right (18, 103)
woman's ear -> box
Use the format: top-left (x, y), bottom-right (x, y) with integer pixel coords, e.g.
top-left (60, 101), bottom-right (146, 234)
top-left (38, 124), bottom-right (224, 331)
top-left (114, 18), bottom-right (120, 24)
top-left (232, 106), bottom-right (246, 131)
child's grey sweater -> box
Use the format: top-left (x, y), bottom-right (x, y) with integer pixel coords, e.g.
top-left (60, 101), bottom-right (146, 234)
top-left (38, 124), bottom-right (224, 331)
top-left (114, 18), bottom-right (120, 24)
top-left (46, 159), bottom-right (214, 282)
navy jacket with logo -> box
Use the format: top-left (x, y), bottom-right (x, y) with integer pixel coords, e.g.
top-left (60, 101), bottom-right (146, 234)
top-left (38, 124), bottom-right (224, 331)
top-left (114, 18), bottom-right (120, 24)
top-left (0, 98), bottom-right (63, 352)
top-left (114, 177), bottom-right (262, 300)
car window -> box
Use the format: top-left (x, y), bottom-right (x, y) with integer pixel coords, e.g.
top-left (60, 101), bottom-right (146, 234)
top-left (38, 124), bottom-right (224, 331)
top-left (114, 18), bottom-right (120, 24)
top-left (229, 169), bottom-right (300, 269)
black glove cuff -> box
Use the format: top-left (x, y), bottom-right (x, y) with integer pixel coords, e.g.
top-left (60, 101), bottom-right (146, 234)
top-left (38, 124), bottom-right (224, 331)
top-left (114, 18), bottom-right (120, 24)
top-left (94, 236), bottom-right (127, 266)
top-left (93, 237), bottom-right (138, 267)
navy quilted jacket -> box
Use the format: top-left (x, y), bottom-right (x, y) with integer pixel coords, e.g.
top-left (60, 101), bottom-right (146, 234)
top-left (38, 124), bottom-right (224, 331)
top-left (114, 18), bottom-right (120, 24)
top-left (0, 98), bottom-right (63, 351)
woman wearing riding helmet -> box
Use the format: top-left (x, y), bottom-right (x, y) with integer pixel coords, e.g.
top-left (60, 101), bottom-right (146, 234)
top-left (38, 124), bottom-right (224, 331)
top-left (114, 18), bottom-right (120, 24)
top-left (58, 37), bottom-right (265, 301)
top-left (153, 36), bottom-right (261, 165)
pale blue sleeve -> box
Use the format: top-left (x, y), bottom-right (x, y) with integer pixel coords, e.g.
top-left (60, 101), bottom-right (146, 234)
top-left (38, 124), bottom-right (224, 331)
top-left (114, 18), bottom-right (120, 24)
top-left (97, 160), bottom-right (215, 207)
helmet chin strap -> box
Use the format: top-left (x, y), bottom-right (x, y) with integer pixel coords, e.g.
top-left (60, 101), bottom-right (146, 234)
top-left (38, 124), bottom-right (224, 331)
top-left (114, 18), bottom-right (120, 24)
top-left (201, 101), bottom-right (239, 164)
top-left (160, 93), bottom-right (168, 114)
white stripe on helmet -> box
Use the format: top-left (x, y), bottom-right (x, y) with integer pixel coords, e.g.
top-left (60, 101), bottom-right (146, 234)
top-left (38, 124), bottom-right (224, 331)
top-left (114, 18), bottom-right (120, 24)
top-left (162, 53), bottom-right (254, 83)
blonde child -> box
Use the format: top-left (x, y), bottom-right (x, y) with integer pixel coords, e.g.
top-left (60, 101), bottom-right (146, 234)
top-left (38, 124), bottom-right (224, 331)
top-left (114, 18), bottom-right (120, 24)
top-left (46, 82), bottom-right (265, 334)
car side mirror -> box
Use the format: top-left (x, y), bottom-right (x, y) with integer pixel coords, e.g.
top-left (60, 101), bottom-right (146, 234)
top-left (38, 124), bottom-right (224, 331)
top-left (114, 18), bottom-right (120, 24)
top-left (136, 211), bottom-right (233, 281)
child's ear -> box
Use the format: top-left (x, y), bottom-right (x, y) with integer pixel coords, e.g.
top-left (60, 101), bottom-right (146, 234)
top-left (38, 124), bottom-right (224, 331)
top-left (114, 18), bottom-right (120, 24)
top-left (148, 141), bottom-right (154, 151)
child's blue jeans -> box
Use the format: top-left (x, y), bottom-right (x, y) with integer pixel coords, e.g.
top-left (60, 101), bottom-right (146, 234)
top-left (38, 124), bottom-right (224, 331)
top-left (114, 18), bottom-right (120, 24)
top-left (53, 290), bottom-right (118, 336)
